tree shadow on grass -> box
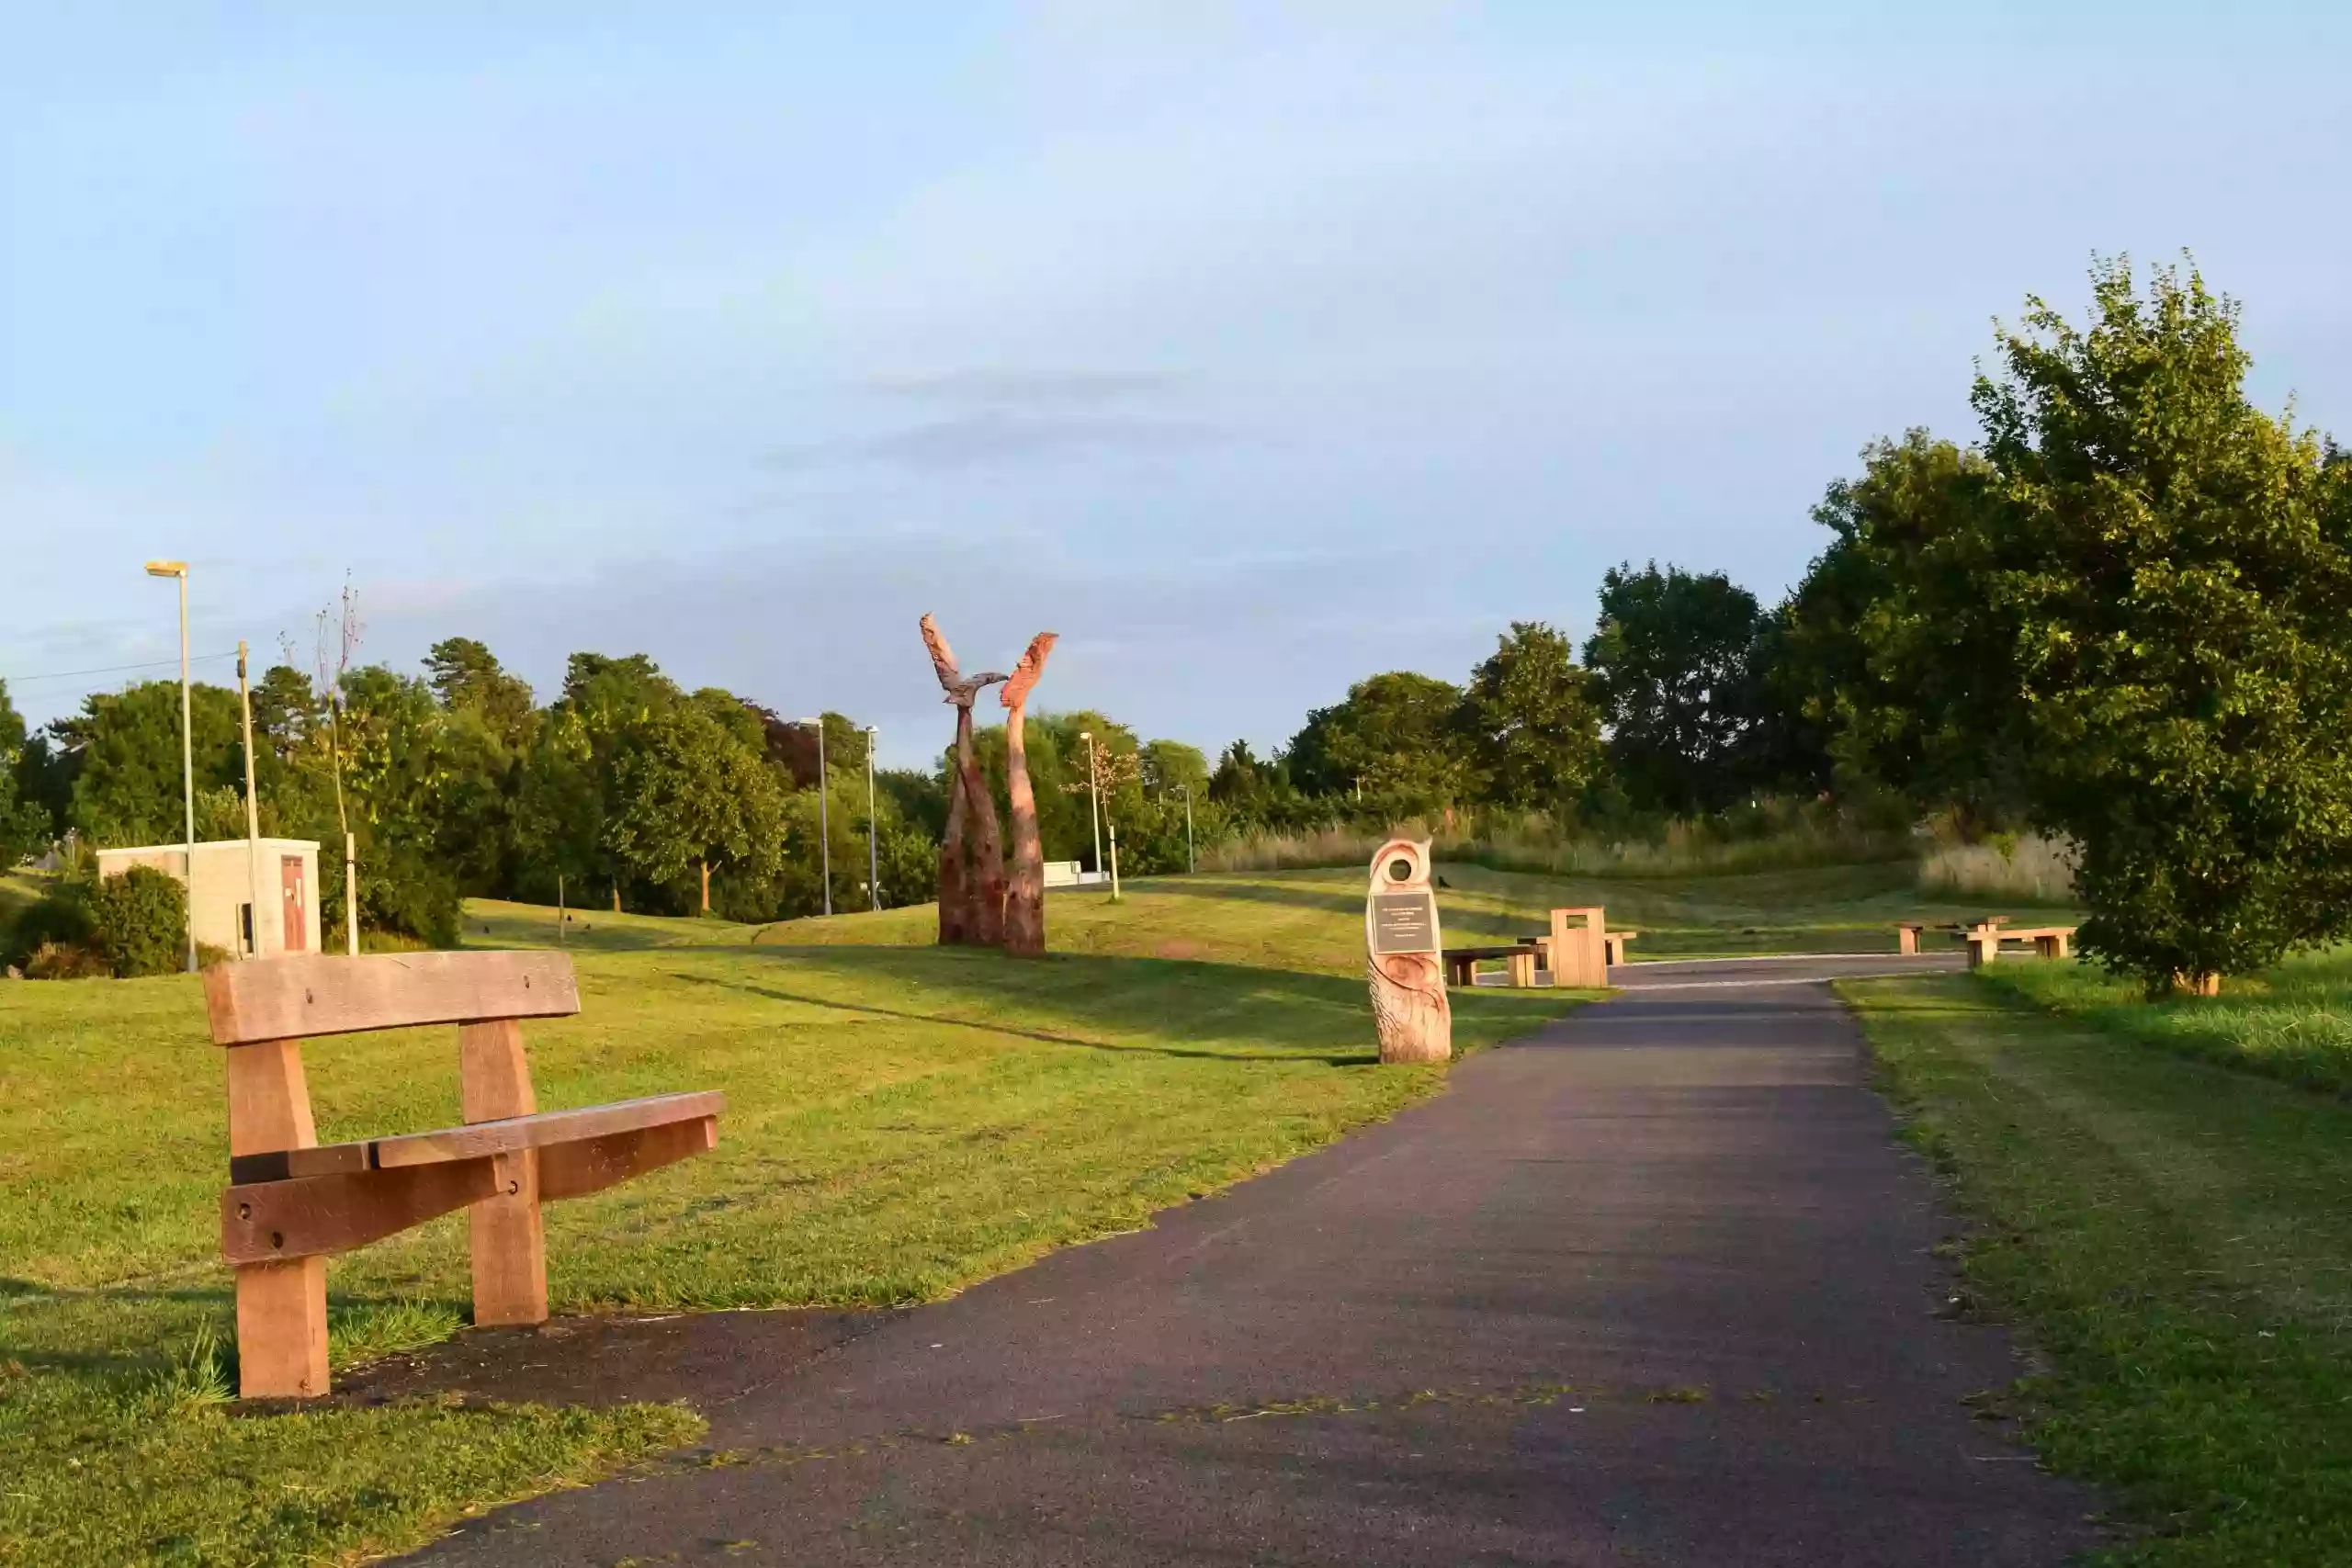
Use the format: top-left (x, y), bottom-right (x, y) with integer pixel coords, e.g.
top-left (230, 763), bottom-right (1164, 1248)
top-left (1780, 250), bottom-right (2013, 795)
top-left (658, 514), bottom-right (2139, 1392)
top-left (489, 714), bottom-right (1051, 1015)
top-left (664, 965), bottom-right (1381, 1066)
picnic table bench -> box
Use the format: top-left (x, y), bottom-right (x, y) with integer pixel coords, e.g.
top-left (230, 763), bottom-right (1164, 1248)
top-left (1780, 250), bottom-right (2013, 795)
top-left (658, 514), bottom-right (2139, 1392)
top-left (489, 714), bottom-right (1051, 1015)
top-left (1960, 922), bottom-right (2074, 967)
top-left (1899, 918), bottom-right (2073, 965)
top-left (1521, 929), bottom-right (1638, 967)
top-left (205, 950), bottom-right (724, 1399)
top-left (1445, 942), bottom-right (1544, 988)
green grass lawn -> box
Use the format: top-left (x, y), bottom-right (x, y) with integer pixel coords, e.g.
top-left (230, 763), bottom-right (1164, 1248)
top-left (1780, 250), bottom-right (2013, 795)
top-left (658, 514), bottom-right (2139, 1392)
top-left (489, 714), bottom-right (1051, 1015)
top-left (0, 879), bottom-right (1581, 1566)
top-left (474, 859), bottom-right (2075, 969)
top-left (1984, 948), bottom-right (2352, 1096)
top-left (1849, 975), bottom-right (2352, 1566)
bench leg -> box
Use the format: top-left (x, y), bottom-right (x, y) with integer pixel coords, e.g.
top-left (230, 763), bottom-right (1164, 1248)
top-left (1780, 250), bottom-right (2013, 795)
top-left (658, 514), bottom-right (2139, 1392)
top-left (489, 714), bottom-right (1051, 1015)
top-left (470, 1148), bottom-right (548, 1325)
top-left (1898, 927), bottom-right (1917, 955)
top-left (459, 1020), bottom-right (548, 1326)
top-left (236, 1257), bottom-right (329, 1399)
top-left (1507, 952), bottom-right (1535, 987)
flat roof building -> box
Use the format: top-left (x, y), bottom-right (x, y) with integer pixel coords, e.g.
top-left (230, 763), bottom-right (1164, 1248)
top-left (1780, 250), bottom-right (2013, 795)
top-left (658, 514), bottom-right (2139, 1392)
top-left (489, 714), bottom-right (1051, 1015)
top-left (94, 839), bottom-right (322, 961)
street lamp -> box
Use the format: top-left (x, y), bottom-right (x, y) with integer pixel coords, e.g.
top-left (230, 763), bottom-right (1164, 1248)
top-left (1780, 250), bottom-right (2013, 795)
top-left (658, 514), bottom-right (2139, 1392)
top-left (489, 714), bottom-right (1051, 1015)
top-left (797, 717), bottom-right (831, 917)
top-left (863, 724), bottom-right (879, 913)
top-left (1078, 730), bottom-right (1104, 881)
top-left (144, 559), bottom-right (196, 974)
top-left (1180, 783), bottom-right (1195, 874)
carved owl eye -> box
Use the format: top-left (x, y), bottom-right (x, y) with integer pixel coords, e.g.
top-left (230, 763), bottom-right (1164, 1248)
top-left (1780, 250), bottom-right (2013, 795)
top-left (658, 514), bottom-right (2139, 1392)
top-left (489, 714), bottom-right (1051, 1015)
top-left (1386, 857), bottom-right (1414, 883)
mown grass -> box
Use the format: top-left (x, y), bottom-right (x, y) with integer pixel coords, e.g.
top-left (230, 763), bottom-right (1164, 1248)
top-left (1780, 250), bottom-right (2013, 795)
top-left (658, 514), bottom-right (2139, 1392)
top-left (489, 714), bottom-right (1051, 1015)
top-left (478, 860), bottom-right (2073, 967)
top-left (1986, 948), bottom-right (2352, 1096)
top-left (1849, 975), bottom-right (2352, 1566)
top-left (1, 886), bottom-right (1580, 1566)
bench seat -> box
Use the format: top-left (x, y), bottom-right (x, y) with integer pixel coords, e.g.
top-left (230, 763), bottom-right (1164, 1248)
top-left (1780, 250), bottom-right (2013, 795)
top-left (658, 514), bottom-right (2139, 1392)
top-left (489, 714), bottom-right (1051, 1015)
top-left (230, 1090), bottom-right (726, 1182)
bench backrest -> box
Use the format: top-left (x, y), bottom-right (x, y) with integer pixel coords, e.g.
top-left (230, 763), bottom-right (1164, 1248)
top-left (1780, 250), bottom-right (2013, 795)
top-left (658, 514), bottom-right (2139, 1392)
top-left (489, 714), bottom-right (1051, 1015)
top-left (203, 951), bottom-right (582, 1163)
top-left (204, 951), bottom-right (579, 1044)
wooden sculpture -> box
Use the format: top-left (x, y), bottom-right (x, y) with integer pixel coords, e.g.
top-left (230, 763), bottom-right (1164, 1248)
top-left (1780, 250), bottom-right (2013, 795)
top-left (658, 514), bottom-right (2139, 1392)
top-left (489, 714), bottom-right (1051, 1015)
top-left (1000, 632), bottom-right (1058, 956)
top-left (1364, 838), bottom-right (1452, 1063)
top-left (920, 615), bottom-right (1009, 946)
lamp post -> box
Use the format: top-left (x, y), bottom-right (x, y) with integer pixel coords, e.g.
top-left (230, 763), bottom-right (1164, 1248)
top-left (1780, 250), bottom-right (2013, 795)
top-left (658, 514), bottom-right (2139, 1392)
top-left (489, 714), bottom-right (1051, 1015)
top-left (798, 717), bottom-right (831, 917)
top-left (1181, 783), bottom-right (1195, 874)
top-left (238, 641), bottom-right (262, 958)
top-left (1079, 729), bottom-right (1103, 881)
top-left (144, 560), bottom-right (196, 973)
top-left (863, 724), bottom-right (879, 913)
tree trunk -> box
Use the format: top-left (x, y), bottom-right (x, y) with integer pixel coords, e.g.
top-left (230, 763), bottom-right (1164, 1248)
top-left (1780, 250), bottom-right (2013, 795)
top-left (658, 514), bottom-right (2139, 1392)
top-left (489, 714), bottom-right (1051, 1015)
top-left (1000, 634), bottom-right (1058, 957)
top-left (956, 708), bottom-right (1008, 947)
top-left (937, 744), bottom-right (970, 945)
top-left (612, 884), bottom-right (621, 914)
top-left (699, 859), bottom-right (711, 914)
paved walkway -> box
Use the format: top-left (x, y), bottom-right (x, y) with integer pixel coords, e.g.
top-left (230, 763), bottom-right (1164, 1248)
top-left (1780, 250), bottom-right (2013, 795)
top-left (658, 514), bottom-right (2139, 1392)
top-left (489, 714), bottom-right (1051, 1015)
top-left (403, 953), bottom-right (2098, 1566)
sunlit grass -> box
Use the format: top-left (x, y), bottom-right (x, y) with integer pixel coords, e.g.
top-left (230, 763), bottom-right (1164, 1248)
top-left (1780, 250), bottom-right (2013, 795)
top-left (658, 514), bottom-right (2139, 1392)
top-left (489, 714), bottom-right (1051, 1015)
top-left (1850, 976), bottom-right (2352, 1565)
top-left (0, 898), bottom-right (1582, 1566)
top-left (1986, 946), bottom-right (2352, 1095)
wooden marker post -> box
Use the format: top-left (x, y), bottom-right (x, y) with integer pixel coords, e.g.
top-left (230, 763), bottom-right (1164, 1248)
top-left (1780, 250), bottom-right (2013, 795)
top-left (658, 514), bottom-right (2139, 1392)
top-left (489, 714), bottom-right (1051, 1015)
top-left (1365, 839), bottom-right (1451, 1064)
top-left (1547, 907), bottom-right (1609, 988)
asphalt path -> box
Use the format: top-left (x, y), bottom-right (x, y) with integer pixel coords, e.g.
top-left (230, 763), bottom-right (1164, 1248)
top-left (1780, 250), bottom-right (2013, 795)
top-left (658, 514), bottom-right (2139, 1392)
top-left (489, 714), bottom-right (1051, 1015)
top-left (400, 953), bottom-right (2096, 1566)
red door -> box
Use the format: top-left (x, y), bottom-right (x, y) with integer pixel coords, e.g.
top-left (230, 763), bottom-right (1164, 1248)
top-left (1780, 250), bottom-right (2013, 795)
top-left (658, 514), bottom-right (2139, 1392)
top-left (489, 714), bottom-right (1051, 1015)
top-left (280, 856), bottom-right (309, 953)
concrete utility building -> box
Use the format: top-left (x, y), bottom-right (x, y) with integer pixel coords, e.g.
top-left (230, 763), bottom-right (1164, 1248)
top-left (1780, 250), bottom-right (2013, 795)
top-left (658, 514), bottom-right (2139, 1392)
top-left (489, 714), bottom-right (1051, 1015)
top-left (95, 840), bottom-right (322, 960)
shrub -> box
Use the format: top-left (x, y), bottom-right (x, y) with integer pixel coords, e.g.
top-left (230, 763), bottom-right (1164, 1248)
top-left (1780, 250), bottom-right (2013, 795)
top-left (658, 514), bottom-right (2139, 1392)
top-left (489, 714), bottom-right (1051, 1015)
top-left (87, 865), bottom-right (189, 977)
top-left (25, 940), bottom-right (111, 979)
top-left (3, 880), bottom-right (93, 970)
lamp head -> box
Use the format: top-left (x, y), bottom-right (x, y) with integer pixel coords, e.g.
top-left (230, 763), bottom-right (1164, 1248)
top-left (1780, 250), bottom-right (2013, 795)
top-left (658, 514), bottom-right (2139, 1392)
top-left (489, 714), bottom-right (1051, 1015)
top-left (797, 716), bottom-right (821, 727)
top-left (144, 560), bottom-right (187, 578)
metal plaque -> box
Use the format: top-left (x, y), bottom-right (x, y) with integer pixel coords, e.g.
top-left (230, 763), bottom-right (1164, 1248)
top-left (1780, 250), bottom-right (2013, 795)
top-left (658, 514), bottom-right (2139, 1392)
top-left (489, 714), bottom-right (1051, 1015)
top-left (1371, 892), bottom-right (1439, 955)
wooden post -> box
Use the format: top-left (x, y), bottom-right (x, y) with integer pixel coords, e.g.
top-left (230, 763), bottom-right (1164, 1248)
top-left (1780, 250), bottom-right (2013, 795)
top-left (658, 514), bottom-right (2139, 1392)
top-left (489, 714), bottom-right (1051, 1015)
top-left (458, 1019), bottom-right (548, 1325)
top-left (1897, 922), bottom-right (1920, 956)
top-left (920, 615), bottom-right (1010, 947)
top-left (1000, 633), bottom-right (1057, 955)
top-left (1506, 948), bottom-right (1536, 987)
top-left (1547, 908), bottom-right (1608, 987)
top-left (226, 1040), bottom-right (330, 1398)
top-left (1365, 839), bottom-right (1451, 1063)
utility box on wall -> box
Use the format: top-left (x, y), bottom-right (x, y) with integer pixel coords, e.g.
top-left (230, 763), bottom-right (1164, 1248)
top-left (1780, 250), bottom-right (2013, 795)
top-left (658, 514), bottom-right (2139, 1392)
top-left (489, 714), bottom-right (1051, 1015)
top-left (95, 840), bottom-right (323, 960)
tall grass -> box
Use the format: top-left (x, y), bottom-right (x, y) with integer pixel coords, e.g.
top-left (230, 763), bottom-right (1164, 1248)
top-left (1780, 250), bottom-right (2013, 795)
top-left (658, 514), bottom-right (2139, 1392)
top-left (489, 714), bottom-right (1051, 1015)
top-left (1988, 946), bottom-right (2352, 1096)
top-left (1917, 833), bottom-right (2077, 903)
top-left (1198, 804), bottom-right (1912, 879)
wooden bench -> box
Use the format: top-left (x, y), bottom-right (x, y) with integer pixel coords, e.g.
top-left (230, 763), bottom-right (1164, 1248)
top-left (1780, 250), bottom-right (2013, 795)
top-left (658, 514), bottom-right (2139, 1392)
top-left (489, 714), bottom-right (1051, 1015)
top-left (1958, 922), bottom-right (2075, 967)
top-left (1521, 931), bottom-right (1637, 969)
top-left (1444, 942), bottom-right (1544, 987)
top-left (205, 950), bottom-right (724, 1399)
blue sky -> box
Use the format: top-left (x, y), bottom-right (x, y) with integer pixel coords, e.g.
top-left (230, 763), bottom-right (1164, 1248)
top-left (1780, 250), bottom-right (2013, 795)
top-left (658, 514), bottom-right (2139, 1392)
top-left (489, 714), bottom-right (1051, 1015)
top-left (5, 2), bottom-right (2346, 763)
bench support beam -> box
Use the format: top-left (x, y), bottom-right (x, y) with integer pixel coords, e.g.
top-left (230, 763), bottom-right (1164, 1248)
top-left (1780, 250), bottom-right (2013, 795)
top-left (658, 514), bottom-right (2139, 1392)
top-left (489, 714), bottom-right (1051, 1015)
top-left (540, 1116), bottom-right (718, 1202)
top-left (460, 1020), bottom-right (549, 1326)
top-left (223, 1161), bottom-right (499, 1264)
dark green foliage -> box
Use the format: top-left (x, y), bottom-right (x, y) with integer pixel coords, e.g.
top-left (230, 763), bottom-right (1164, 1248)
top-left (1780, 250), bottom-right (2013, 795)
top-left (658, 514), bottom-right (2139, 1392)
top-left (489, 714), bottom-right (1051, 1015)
top-left (3, 881), bottom-right (93, 970)
top-left (1285, 672), bottom-right (1476, 819)
top-left (1780, 433), bottom-right (2026, 828)
top-left (423, 637), bottom-right (536, 745)
top-left (876, 768), bottom-right (948, 840)
top-left (86, 866), bottom-right (187, 976)
top-left (0, 680), bottom-right (53, 865)
top-left (1582, 564), bottom-right (1770, 814)
top-left (1461, 622), bottom-right (1605, 814)
top-left (53, 681), bottom-right (244, 847)
top-left (1968, 259), bottom-right (2352, 989)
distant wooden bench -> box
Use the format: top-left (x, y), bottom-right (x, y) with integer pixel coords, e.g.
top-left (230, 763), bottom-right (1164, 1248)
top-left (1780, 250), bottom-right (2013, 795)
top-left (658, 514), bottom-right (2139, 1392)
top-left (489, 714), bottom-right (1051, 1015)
top-left (1445, 942), bottom-right (1544, 987)
top-left (1520, 930), bottom-right (1638, 970)
top-left (204, 951), bottom-right (724, 1399)
top-left (1958, 922), bottom-right (2075, 967)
